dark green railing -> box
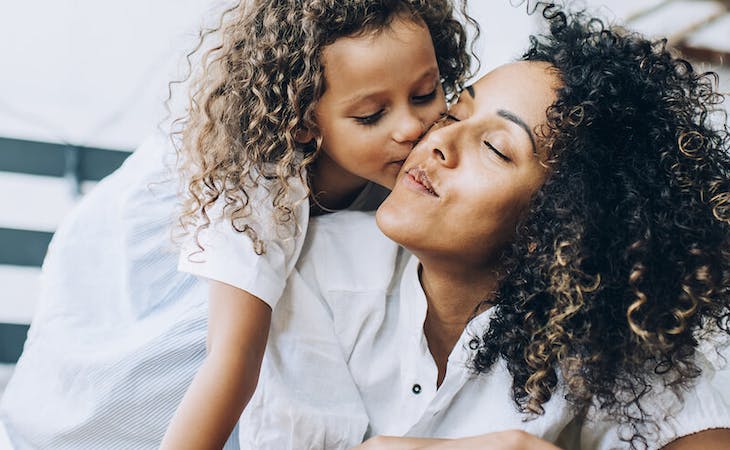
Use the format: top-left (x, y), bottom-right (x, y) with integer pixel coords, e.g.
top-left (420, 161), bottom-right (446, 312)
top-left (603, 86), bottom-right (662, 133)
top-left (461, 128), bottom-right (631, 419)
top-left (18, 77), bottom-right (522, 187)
top-left (0, 137), bottom-right (131, 180)
top-left (0, 137), bottom-right (132, 363)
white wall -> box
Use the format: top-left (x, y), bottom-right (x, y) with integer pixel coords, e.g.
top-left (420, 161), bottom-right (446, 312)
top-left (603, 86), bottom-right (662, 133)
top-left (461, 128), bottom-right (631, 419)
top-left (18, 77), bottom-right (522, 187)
top-left (0, 1), bottom-right (545, 151)
top-left (1, 0), bottom-right (728, 323)
top-left (0, 0), bottom-right (228, 150)
top-left (1, 1), bottom-right (724, 151)
top-left (467, 2), bottom-right (541, 78)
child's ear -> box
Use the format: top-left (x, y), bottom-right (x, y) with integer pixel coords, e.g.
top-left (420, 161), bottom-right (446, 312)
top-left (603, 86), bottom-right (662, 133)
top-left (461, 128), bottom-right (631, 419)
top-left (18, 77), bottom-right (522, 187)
top-left (294, 128), bottom-right (314, 144)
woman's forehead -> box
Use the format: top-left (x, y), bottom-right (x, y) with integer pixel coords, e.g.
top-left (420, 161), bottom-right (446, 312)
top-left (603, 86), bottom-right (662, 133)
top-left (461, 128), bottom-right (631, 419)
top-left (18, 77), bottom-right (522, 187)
top-left (462, 63), bottom-right (558, 126)
top-left (467, 62), bottom-right (557, 105)
top-left (451, 62), bottom-right (559, 161)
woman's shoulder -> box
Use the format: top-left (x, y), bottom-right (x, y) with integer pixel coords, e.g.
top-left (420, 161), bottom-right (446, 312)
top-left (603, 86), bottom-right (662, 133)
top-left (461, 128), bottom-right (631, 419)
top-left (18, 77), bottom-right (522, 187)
top-left (579, 343), bottom-right (730, 449)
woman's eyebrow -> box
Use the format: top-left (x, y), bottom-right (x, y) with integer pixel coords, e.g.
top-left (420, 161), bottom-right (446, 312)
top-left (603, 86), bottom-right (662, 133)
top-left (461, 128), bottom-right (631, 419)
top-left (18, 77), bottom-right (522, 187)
top-left (497, 109), bottom-right (537, 156)
top-left (465, 85), bottom-right (475, 98)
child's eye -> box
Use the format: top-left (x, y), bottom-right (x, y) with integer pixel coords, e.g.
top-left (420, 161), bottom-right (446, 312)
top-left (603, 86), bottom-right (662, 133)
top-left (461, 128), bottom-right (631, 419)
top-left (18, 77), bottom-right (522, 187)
top-left (353, 110), bottom-right (384, 126)
top-left (413, 89), bottom-right (437, 103)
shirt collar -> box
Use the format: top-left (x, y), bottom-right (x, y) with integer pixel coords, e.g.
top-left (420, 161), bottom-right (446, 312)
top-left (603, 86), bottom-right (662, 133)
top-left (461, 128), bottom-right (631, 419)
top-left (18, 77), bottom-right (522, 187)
top-left (398, 255), bottom-right (497, 366)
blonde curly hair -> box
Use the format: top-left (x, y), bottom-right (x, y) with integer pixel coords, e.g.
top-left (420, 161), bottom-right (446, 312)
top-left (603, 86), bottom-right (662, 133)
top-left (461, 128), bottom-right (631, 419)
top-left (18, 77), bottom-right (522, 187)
top-left (173, 0), bottom-right (473, 254)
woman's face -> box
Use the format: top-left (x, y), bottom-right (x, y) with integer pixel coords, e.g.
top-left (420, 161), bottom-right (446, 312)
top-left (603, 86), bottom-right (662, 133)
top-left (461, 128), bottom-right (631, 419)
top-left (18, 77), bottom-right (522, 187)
top-left (376, 61), bottom-right (559, 268)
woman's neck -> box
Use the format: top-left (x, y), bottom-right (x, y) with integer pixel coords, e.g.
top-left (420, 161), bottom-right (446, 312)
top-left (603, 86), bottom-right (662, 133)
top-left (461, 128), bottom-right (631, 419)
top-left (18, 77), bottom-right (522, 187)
top-left (418, 256), bottom-right (500, 387)
top-left (309, 153), bottom-right (368, 215)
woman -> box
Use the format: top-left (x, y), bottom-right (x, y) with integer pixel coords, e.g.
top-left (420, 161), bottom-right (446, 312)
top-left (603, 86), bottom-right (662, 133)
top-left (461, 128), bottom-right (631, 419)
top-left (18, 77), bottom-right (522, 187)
top-left (241, 7), bottom-right (730, 449)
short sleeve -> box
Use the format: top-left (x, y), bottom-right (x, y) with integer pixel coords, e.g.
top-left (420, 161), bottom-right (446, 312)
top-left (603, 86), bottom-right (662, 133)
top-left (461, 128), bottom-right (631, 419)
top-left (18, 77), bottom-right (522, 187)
top-left (580, 344), bottom-right (730, 450)
top-left (178, 173), bottom-right (309, 309)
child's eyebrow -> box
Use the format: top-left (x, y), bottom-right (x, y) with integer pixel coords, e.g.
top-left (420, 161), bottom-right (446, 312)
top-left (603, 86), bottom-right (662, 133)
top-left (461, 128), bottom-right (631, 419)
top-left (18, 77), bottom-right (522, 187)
top-left (341, 91), bottom-right (383, 106)
top-left (339, 67), bottom-right (440, 106)
top-left (465, 85), bottom-right (475, 98)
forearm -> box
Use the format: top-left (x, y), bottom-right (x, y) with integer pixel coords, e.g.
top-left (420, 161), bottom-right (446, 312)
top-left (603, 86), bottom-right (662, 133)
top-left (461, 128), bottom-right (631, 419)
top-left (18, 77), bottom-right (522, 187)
top-left (352, 431), bottom-right (561, 450)
top-left (161, 281), bottom-right (272, 450)
top-left (160, 346), bottom-right (264, 450)
top-left (660, 428), bottom-right (730, 450)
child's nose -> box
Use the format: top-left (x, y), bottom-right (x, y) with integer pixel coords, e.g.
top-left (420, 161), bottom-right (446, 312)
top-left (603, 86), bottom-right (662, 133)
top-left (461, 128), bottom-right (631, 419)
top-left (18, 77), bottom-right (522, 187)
top-left (392, 109), bottom-right (426, 145)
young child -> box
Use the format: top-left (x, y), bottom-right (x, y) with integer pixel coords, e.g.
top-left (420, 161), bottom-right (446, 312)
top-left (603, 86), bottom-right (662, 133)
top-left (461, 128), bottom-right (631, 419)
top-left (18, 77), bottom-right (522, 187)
top-left (0, 1), bottom-right (472, 449)
top-left (164, 1), bottom-right (474, 446)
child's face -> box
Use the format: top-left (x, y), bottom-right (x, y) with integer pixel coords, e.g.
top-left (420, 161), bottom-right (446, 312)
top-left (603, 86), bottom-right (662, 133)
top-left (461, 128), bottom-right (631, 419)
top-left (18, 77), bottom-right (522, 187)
top-left (315, 16), bottom-right (446, 190)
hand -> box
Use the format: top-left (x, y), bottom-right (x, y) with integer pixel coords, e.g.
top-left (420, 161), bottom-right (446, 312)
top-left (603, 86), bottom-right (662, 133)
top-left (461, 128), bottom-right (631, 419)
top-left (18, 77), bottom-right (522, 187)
top-left (350, 430), bottom-right (562, 450)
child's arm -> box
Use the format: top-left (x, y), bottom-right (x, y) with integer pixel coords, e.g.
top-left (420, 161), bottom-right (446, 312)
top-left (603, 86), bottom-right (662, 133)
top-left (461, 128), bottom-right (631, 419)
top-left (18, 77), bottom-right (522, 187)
top-left (160, 280), bottom-right (271, 450)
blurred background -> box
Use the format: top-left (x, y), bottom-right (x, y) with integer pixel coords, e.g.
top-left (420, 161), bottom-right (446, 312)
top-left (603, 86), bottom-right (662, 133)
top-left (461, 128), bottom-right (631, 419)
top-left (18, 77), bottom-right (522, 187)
top-left (0, 0), bottom-right (728, 441)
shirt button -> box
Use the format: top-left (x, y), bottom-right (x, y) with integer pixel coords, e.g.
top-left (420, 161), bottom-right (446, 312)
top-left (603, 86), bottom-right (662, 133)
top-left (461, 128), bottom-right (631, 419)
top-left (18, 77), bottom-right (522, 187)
top-left (411, 384), bottom-right (422, 394)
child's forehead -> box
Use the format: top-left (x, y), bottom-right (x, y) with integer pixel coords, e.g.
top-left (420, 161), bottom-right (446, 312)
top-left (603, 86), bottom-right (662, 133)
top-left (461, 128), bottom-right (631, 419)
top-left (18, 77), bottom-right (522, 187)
top-left (319, 19), bottom-right (438, 90)
top-left (319, 7), bottom-right (425, 39)
top-left (322, 17), bottom-right (433, 63)
top-left (321, 10), bottom-right (427, 44)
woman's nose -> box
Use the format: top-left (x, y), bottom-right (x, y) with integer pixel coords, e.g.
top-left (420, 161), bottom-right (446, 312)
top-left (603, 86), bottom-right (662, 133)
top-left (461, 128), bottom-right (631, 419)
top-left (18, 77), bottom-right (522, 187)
top-left (422, 124), bottom-right (458, 168)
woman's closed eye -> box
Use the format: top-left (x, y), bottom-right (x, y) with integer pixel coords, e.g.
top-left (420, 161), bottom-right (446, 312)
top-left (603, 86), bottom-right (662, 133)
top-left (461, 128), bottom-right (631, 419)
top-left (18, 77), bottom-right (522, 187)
top-left (484, 140), bottom-right (510, 162)
top-left (441, 111), bottom-right (511, 162)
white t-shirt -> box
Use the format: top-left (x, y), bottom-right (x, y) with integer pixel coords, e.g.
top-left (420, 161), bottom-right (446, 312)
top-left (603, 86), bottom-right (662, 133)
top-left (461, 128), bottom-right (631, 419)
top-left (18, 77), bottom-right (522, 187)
top-left (176, 171), bottom-right (310, 308)
top-left (0, 133), bottom-right (388, 450)
top-left (239, 211), bottom-right (730, 449)
top-left (177, 168), bottom-right (389, 309)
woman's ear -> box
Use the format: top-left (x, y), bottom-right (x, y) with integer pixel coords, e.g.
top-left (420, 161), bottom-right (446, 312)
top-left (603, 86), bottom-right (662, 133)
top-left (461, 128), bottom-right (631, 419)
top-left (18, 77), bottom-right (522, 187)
top-left (294, 128), bottom-right (314, 144)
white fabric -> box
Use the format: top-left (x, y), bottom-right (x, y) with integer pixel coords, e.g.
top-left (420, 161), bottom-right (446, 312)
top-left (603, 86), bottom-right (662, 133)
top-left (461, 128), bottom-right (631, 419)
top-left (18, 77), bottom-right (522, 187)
top-left (0, 134), bottom-right (389, 450)
top-left (240, 211), bottom-right (730, 450)
top-left (0, 133), bottom-right (305, 449)
top-left (177, 167), bottom-right (309, 308)
top-left (177, 166), bottom-right (386, 308)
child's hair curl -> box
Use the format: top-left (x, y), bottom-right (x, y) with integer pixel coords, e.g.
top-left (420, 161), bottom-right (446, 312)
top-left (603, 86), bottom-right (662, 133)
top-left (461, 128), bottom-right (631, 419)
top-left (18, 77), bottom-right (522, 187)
top-left (174, 0), bottom-right (473, 253)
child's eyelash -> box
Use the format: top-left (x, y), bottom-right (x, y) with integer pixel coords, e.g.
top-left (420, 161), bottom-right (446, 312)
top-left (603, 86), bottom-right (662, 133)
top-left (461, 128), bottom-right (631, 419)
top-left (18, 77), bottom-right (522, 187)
top-left (413, 89), bottom-right (437, 103)
top-left (354, 110), bottom-right (384, 125)
top-left (353, 87), bottom-right (438, 125)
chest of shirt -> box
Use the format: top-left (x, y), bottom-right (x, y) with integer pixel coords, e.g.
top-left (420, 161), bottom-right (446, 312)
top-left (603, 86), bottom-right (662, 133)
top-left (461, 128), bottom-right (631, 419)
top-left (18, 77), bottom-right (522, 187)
top-left (322, 281), bottom-right (575, 443)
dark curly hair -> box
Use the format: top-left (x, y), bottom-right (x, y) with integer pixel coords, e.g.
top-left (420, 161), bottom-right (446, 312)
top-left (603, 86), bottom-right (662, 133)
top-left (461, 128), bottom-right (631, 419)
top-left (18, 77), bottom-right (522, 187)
top-left (472, 5), bottom-right (730, 449)
top-left (174, 0), bottom-right (474, 254)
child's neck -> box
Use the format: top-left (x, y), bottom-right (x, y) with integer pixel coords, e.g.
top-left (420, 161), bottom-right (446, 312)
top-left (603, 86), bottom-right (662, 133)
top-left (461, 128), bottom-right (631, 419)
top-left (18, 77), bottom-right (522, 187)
top-left (309, 153), bottom-right (368, 216)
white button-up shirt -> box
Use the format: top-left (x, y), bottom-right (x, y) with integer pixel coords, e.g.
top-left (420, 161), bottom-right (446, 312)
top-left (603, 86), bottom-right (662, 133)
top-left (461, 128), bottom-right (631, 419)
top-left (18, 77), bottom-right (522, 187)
top-left (239, 211), bottom-right (730, 450)
top-left (0, 135), bottom-right (388, 450)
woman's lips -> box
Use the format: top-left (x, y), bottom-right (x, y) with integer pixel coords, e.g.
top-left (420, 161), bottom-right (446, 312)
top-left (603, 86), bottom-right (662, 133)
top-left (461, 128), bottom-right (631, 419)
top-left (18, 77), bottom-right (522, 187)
top-left (403, 167), bottom-right (438, 197)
